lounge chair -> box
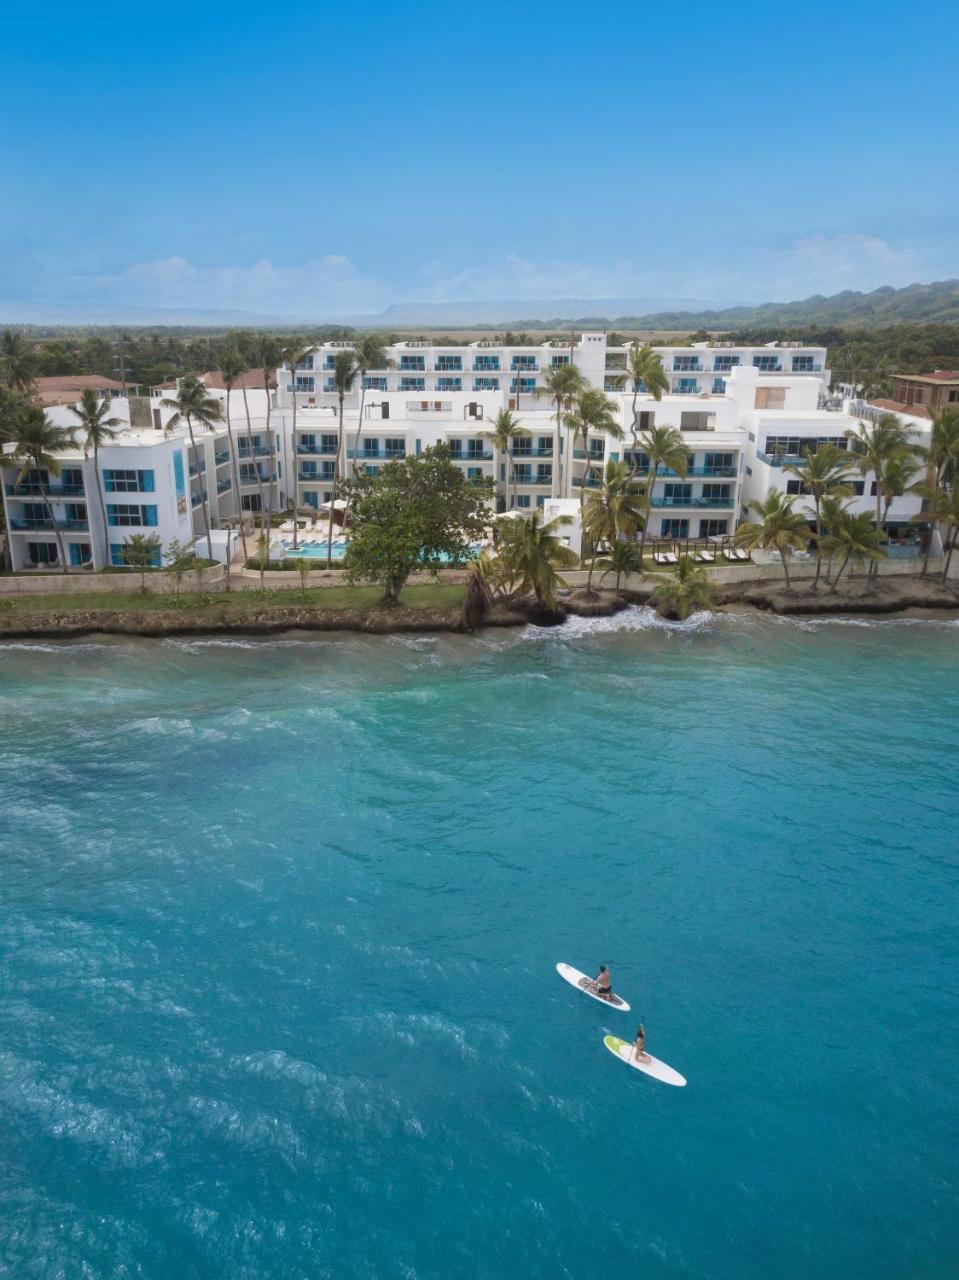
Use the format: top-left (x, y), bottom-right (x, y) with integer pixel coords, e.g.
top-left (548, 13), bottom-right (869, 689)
top-left (733, 548), bottom-right (749, 562)
top-left (695, 551), bottom-right (715, 564)
top-left (664, 552), bottom-right (679, 565)
top-left (722, 549), bottom-right (738, 562)
top-left (653, 552), bottom-right (670, 565)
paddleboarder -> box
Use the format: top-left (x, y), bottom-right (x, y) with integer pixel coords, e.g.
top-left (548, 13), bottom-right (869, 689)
top-left (632, 1024), bottom-right (650, 1063)
top-left (595, 964), bottom-right (613, 1001)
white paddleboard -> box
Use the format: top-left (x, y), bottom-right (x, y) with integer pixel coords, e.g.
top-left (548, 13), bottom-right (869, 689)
top-left (604, 1034), bottom-right (686, 1087)
top-left (556, 963), bottom-right (630, 1012)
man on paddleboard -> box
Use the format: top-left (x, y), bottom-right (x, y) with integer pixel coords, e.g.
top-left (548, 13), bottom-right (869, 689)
top-left (595, 965), bottom-right (613, 1001)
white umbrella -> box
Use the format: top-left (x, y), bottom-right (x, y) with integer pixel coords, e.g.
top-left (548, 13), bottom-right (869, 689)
top-left (496, 509), bottom-right (529, 520)
top-left (319, 498), bottom-right (348, 511)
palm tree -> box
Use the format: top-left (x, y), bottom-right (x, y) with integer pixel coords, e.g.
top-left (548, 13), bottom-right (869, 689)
top-left (820, 511), bottom-right (887, 592)
top-left (846, 413), bottom-right (918, 535)
top-left (217, 347), bottom-right (250, 563)
top-left (620, 344), bottom-right (669, 459)
top-left (536, 363), bottom-right (585, 499)
top-left (349, 334), bottom-right (394, 464)
top-left (564, 387), bottom-right (622, 534)
top-left (160, 374), bottom-right (223, 554)
top-left (1, 330), bottom-right (37, 393)
top-left (479, 408), bottom-right (529, 510)
top-left (926, 405), bottom-right (959, 491)
top-left (782, 443), bottom-right (856, 589)
top-left (581, 459), bottom-right (644, 595)
top-left (734, 489), bottom-right (811, 591)
top-left (326, 348), bottom-right (360, 566)
top-left (232, 335), bottom-right (268, 540)
top-left (256, 335), bottom-right (285, 530)
top-left (935, 487), bottom-right (959, 585)
top-left (282, 338), bottom-right (314, 548)
top-left (597, 539), bottom-right (642, 591)
top-left (870, 448), bottom-right (923, 584)
top-left (633, 424), bottom-right (691, 564)
top-left (495, 509), bottom-right (579, 611)
top-left (651, 555), bottom-right (715, 621)
top-left (67, 388), bottom-right (123, 568)
top-left (9, 405), bottom-right (72, 571)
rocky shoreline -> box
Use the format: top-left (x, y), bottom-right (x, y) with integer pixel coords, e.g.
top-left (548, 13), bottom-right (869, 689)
top-left (0, 575), bottom-right (956, 641)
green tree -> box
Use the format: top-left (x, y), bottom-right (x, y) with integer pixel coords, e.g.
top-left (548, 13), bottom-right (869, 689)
top-left (621, 344), bottom-right (669, 451)
top-left (565, 387), bottom-right (622, 534)
top-left (163, 537), bottom-right (197, 604)
top-left (495, 508), bottom-right (579, 611)
top-left (597, 539), bottom-right (642, 590)
top-left (217, 346), bottom-right (250, 563)
top-left (67, 388), bottom-right (123, 569)
top-left (536, 363), bottom-right (585, 499)
top-left (479, 408), bottom-right (529, 511)
top-left (344, 445), bottom-right (492, 605)
top-left (282, 338), bottom-right (314, 547)
top-left (348, 335), bottom-right (394, 468)
top-left (651, 554), bottom-right (715, 620)
top-left (1, 330), bottom-right (37, 393)
top-left (581, 459), bottom-right (644, 594)
top-left (121, 531), bottom-right (162, 593)
top-left (9, 405), bottom-right (72, 572)
top-left (820, 511), bottom-right (887, 593)
top-left (782, 443), bottom-right (855, 589)
top-left (161, 374), bottom-right (223, 554)
top-left (734, 489), bottom-right (811, 591)
top-left (296, 555), bottom-right (312, 601)
top-left (326, 348), bottom-right (361, 566)
top-left (632, 424), bottom-right (691, 563)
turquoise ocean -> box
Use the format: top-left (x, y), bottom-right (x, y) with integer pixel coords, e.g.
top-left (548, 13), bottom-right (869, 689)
top-left (1, 610), bottom-right (957, 1279)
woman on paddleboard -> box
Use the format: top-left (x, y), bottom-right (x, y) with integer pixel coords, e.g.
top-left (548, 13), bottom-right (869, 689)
top-left (633, 1024), bottom-right (650, 1062)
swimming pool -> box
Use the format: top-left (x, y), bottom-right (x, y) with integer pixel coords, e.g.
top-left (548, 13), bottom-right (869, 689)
top-left (278, 539), bottom-right (482, 563)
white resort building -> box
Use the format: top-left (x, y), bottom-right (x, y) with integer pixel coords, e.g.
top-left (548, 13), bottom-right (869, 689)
top-left (0, 337), bottom-right (930, 572)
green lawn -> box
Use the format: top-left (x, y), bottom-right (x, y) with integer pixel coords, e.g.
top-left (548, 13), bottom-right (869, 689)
top-left (0, 582), bottom-right (465, 618)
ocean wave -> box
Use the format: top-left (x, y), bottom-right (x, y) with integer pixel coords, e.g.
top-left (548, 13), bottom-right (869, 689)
top-left (523, 605), bottom-right (717, 640)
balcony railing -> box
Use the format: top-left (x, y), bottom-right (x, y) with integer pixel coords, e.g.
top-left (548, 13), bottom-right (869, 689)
top-left (650, 495), bottom-right (733, 508)
top-left (449, 452), bottom-right (494, 462)
top-left (5, 482), bottom-right (86, 497)
top-left (297, 443), bottom-right (338, 455)
top-left (237, 445), bottom-right (272, 458)
top-left (9, 518), bottom-right (90, 531)
top-left (572, 449), bottom-right (606, 461)
top-left (347, 449), bottom-right (406, 460)
top-left (214, 451), bottom-right (231, 465)
top-left (217, 479), bottom-right (232, 494)
top-left (512, 447), bottom-right (554, 458)
top-left (298, 470), bottom-right (335, 482)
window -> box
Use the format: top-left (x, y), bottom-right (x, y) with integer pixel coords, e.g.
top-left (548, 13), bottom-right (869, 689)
top-left (752, 356), bottom-right (782, 371)
top-left (436, 356), bottom-right (462, 371)
top-left (294, 376), bottom-right (315, 392)
top-left (704, 452), bottom-right (735, 474)
top-left (698, 519), bottom-right (728, 537)
top-left (385, 438), bottom-right (405, 458)
top-left (673, 356), bottom-right (701, 371)
top-left (713, 356), bottom-right (740, 371)
top-left (660, 518), bottom-right (689, 537)
top-left (324, 379), bottom-right (337, 392)
top-left (364, 376), bottom-right (388, 391)
top-left (400, 377), bottom-right (426, 391)
top-left (662, 483), bottom-right (692, 503)
top-left (786, 479), bottom-right (803, 495)
top-left (626, 451), bottom-right (651, 472)
top-left (466, 467), bottom-right (484, 481)
top-left (111, 542), bottom-right (160, 567)
top-left (27, 541), bottom-right (58, 565)
top-left (241, 493), bottom-right (262, 512)
top-left (536, 465), bottom-right (552, 485)
top-left (870, 481), bottom-right (878, 496)
top-left (65, 503), bottom-right (88, 526)
top-left (473, 356), bottom-right (500, 371)
top-left (69, 543), bottom-right (92, 566)
top-left (588, 440), bottom-right (604, 459)
top-left (517, 494), bottom-right (531, 508)
top-left (361, 437), bottom-right (380, 456)
top-left (550, 355), bottom-right (570, 366)
top-left (437, 377), bottom-right (462, 391)
top-left (103, 468), bottom-right (155, 493)
top-left (107, 503), bottom-right (158, 527)
top-left (400, 356), bottom-right (426, 371)
top-left (754, 388), bottom-right (786, 409)
top-left (604, 376), bottom-right (624, 391)
top-left (949, 390), bottom-right (959, 403)
top-left (791, 357), bottom-right (816, 372)
top-left (701, 484), bottom-right (731, 502)
top-left (512, 438), bottom-right (531, 456)
top-left (295, 356), bottom-right (314, 370)
top-left (473, 378), bottom-right (499, 391)
top-left (849, 480), bottom-right (865, 496)
top-left (675, 378), bottom-right (700, 394)
top-left (712, 378), bottom-right (726, 394)
top-left (510, 378), bottom-right (536, 394)
top-left (511, 356), bottom-right (537, 370)
top-left (515, 465), bottom-right (532, 484)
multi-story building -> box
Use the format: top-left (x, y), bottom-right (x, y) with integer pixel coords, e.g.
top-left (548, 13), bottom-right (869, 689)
top-left (279, 334), bottom-right (830, 412)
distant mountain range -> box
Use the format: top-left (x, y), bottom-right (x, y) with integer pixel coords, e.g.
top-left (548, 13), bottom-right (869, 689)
top-left (340, 296), bottom-right (725, 327)
top-left (592, 280), bottom-right (959, 331)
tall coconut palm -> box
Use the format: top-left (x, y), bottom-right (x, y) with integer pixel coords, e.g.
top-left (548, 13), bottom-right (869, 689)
top-left (926, 405), bottom-right (959, 491)
top-left (1, 330), bottom-right (37, 393)
top-left (734, 489), bottom-right (810, 591)
top-left (217, 347), bottom-right (251, 562)
top-left (536, 363), bottom-right (585, 499)
top-left (67, 388), bottom-right (124, 568)
top-left (845, 414), bottom-right (917, 536)
top-left (160, 374), bottom-right (223, 553)
top-left (782, 443), bottom-right (856, 590)
top-left (935, 487), bottom-right (959, 585)
top-left (564, 386), bottom-right (622, 535)
top-left (256, 335), bottom-right (284, 530)
top-left (820, 510), bottom-right (887, 592)
top-left (282, 338), bottom-right (314, 548)
top-left (326, 348), bottom-right (360, 567)
top-left (232, 335), bottom-right (267, 537)
top-left (479, 408), bottom-right (529, 510)
top-left (621, 344), bottom-right (669, 459)
top-left (651, 554), bottom-right (715, 621)
top-left (495, 509), bottom-right (579, 611)
top-left (633, 424), bottom-right (691, 564)
top-left (581, 459), bottom-right (644, 595)
top-left (9, 405), bottom-right (72, 571)
top-left (870, 448), bottom-right (923, 584)
top-left (349, 334), bottom-right (394, 462)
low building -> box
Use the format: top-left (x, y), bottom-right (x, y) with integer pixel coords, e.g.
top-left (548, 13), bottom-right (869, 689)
top-left (888, 371), bottom-right (959, 414)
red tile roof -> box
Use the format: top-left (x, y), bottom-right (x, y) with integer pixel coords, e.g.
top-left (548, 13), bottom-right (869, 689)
top-left (868, 398), bottom-right (931, 420)
top-left (35, 374), bottom-right (128, 407)
top-left (894, 370), bottom-right (959, 384)
top-left (199, 369), bottom-right (267, 391)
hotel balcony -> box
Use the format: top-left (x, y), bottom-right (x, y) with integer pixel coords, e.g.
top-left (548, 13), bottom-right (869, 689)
top-left (216, 478), bottom-right (232, 494)
top-left (8, 517), bottom-right (90, 532)
top-left (650, 495), bottom-right (734, 508)
top-left (347, 449), bottom-right (406, 460)
top-left (5, 481), bottom-right (86, 497)
top-left (214, 450), bottom-right (231, 465)
top-left (297, 443), bottom-right (339, 455)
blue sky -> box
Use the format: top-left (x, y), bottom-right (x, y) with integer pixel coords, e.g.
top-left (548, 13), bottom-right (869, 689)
top-left (1, 0), bottom-right (956, 320)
